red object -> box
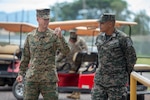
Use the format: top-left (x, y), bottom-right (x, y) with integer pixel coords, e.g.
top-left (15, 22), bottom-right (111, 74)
top-left (78, 73), bottom-right (95, 89)
top-left (57, 72), bottom-right (95, 90)
top-left (7, 60), bottom-right (20, 73)
top-left (58, 73), bottom-right (79, 87)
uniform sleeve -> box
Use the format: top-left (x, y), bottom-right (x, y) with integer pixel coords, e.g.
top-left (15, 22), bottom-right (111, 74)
top-left (57, 36), bottom-right (70, 55)
top-left (56, 52), bottom-right (66, 62)
top-left (121, 37), bottom-right (137, 74)
top-left (18, 35), bottom-right (30, 76)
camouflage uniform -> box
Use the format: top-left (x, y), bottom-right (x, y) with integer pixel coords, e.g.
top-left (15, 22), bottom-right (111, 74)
top-left (18, 9), bottom-right (70, 100)
top-left (66, 36), bottom-right (88, 71)
top-left (91, 13), bottom-right (137, 100)
top-left (67, 30), bottom-right (88, 99)
top-left (56, 31), bottom-right (88, 72)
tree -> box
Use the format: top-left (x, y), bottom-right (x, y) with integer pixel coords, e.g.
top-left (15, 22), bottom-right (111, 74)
top-left (50, 0), bottom-right (150, 36)
top-left (51, 0), bottom-right (130, 21)
top-left (133, 11), bottom-right (150, 35)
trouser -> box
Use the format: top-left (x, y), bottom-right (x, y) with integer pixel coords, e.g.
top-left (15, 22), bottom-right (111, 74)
top-left (23, 81), bottom-right (58, 100)
top-left (91, 84), bottom-right (127, 100)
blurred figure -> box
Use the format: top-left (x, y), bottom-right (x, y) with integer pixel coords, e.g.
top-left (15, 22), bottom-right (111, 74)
top-left (56, 29), bottom-right (88, 99)
top-left (56, 29), bottom-right (88, 73)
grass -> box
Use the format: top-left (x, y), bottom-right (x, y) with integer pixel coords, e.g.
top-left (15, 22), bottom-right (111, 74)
top-left (136, 57), bottom-right (150, 91)
top-left (136, 57), bottom-right (150, 65)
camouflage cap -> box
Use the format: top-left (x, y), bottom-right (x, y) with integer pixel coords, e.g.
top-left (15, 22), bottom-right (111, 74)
top-left (69, 29), bottom-right (76, 33)
top-left (36, 8), bottom-right (50, 19)
top-left (98, 13), bottom-right (115, 23)
top-left (69, 29), bottom-right (77, 39)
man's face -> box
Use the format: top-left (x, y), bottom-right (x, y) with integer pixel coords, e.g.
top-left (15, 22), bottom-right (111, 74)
top-left (99, 21), bottom-right (114, 32)
top-left (37, 17), bottom-right (49, 29)
top-left (70, 38), bottom-right (77, 43)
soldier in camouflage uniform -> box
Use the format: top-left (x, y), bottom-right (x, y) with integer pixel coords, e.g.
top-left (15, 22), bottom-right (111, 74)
top-left (67, 29), bottom-right (88, 99)
top-left (91, 13), bottom-right (137, 100)
top-left (56, 29), bottom-right (88, 99)
top-left (16, 8), bottom-right (70, 100)
top-left (56, 29), bottom-right (88, 73)
top-left (66, 29), bottom-right (88, 72)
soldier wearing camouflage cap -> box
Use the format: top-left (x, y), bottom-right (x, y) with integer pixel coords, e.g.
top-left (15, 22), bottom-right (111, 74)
top-left (56, 29), bottom-right (88, 99)
top-left (16, 8), bottom-right (70, 100)
top-left (91, 13), bottom-right (137, 100)
top-left (67, 29), bottom-right (88, 99)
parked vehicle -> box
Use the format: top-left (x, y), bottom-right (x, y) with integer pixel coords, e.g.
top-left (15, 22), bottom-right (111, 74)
top-left (0, 20), bottom-right (148, 100)
top-left (0, 22), bottom-right (36, 100)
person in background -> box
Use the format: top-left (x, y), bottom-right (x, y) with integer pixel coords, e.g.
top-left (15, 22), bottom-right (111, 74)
top-left (91, 13), bottom-right (137, 100)
top-left (16, 8), bottom-right (70, 100)
top-left (56, 29), bottom-right (88, 99)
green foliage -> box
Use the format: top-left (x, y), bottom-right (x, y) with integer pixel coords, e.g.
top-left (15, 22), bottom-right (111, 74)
top-left (51, 0), bottom-right (129, 20)
top-left (0, 42), bottom-right (10, 46)
top-left (51, 0), bottom-right (150, 35)
top-left (137, 57), bottom-right (150, 65)
top-left (133, 11), bottom-right (150, 35)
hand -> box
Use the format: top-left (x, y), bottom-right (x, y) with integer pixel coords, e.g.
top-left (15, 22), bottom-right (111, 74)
top-left (54, 27), bottom-right (62, 38)
top-left (16, 75), bottom-right (23, 83)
